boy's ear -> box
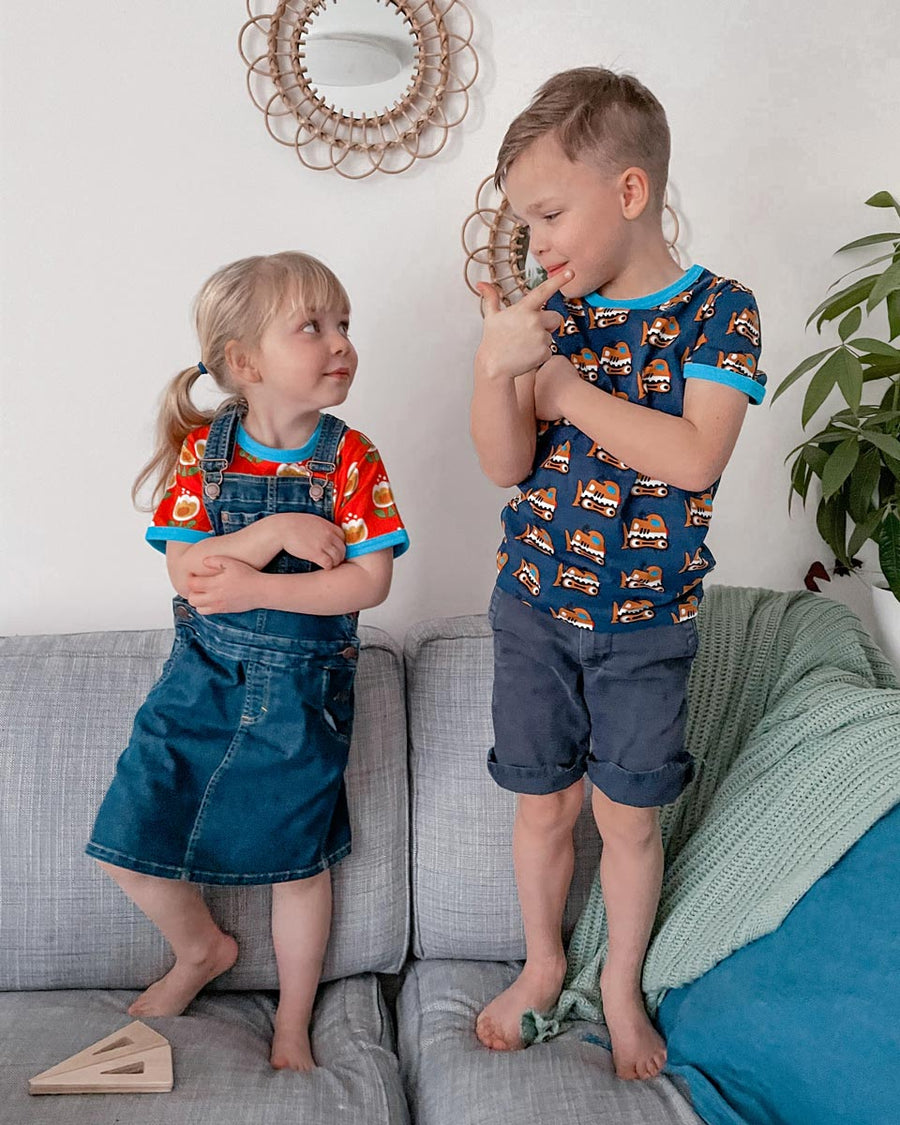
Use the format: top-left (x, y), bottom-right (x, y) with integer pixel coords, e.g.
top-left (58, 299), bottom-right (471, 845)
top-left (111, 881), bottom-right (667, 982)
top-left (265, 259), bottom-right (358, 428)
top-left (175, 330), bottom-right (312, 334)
top-left (619, 167), bottom-right (651, 221)
top-left (224, 338), bottom-right (261, 386)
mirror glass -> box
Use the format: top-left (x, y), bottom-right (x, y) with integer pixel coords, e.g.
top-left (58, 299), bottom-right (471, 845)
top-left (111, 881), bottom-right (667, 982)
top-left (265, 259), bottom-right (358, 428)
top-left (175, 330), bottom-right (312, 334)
top-left (303, 0), bottom-right (418, 116)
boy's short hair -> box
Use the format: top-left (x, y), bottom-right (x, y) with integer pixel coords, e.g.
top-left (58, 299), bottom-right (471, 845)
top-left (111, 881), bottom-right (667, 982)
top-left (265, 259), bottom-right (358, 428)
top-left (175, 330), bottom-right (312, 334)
top-left (495, 67), bottom-right (670, 212)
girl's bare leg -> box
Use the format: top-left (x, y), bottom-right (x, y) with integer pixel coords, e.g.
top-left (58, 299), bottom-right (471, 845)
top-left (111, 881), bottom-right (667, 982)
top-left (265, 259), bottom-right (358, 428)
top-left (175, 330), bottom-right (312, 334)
top-left (591, 787), bottom-right (667, 1080)
top-left (269, 869), bottom-right (332, 1071)
top-left (96, 860), bottom-right (238, 1016)
top-left (476, 781), bottom-right (584, 1050)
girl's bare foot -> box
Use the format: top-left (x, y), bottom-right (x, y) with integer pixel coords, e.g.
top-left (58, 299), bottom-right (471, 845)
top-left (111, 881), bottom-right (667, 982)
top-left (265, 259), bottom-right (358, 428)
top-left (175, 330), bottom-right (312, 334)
top-left (128, 932), bottom-right (238, 1017)
top-left (270, 1008), bottom-right (316, 1071)
top-left (475, 956), bottom-right (567, 1051)
top-left (600, 967), bottom-right (667, 1080)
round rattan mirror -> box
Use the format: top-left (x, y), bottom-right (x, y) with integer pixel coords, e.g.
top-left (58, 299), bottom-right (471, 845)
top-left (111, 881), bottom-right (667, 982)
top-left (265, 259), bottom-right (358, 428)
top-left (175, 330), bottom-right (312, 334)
top-left (239, 0), bottom-right (478, 179)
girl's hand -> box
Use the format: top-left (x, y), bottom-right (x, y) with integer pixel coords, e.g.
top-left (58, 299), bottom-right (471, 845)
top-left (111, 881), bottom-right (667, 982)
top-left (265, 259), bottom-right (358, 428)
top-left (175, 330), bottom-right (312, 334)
top-left (475, 272), bottom-right (570, 383)
top-left (187, 557), bottom-right (263, 615)
top-left (533, 354), bottom-right (581, 421)
top-left (277, 513), bottom-right (346, 569)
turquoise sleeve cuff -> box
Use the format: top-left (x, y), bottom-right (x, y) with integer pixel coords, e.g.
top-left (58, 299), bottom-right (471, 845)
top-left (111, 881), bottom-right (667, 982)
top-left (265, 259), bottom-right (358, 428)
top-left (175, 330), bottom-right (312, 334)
top-left (683, 362), bottom-right (766, 405)
top-left (145, 527), bottom-right (212, 554)
top-left (345, 529), bottom-right (410, 559)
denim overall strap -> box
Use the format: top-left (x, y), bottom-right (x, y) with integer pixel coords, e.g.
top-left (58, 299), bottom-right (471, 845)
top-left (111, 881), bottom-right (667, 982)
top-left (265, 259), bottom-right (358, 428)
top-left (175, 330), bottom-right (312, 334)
top-left (307, 413), bottom-right (347, 513)
top-left (199, 404), bottom-right (244, 502)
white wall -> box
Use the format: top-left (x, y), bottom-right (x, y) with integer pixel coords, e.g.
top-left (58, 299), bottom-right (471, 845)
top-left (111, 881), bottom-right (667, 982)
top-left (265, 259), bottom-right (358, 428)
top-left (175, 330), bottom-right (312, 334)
top-left (2, 0), bottom-right (899, 639)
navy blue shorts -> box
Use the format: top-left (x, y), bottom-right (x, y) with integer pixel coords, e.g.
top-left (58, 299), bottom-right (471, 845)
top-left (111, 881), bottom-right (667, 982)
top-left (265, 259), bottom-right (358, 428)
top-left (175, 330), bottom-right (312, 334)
top-left (488, 588), bottom-right (697, 807)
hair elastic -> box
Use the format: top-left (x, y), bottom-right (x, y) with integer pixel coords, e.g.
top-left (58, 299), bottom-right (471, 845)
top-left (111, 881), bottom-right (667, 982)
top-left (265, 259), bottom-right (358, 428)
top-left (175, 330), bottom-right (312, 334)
top-left (197, 361), bottom-right (208, 374)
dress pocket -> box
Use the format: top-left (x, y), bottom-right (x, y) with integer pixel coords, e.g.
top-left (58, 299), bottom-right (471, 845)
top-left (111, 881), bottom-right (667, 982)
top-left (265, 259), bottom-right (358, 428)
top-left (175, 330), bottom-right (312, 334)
top-left (320, 652), bottom-right (358, 745)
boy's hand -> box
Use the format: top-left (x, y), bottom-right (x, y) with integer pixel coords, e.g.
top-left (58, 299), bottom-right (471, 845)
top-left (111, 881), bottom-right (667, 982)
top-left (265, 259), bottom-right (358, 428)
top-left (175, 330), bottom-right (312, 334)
top-left (475, 271), bottom-right (572, 382)
top-left (276, 512), bottom-right (346, 569)
top-left (533, 354), bottom-right (581, 421)
top-left (187, 557), bottom-right (263, 615)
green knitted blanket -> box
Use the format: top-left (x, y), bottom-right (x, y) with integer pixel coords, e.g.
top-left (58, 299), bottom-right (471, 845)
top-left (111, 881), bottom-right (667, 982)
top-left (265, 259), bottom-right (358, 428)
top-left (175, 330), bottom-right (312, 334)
top-left (523, 584), bottom-right (900, 1045)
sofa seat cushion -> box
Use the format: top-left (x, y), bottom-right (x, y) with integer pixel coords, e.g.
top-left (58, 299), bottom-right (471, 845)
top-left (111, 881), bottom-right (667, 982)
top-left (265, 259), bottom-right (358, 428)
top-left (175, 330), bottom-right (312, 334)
top-left (0, 625), bottom-right (409, 989)
top-left (396, 959), bottom-right (701, 1125)
top-left (0, 975), bottom-right (407, 1125)
top-left (404, 616), bottom-right (601, 961)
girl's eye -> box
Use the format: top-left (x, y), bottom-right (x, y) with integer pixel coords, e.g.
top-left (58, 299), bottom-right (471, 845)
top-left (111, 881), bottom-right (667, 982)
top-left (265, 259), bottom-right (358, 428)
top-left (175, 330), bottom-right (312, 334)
top-left (339, 322), bottom-right (350, 337)
top-left (301, 321), bottom-right (318, 334)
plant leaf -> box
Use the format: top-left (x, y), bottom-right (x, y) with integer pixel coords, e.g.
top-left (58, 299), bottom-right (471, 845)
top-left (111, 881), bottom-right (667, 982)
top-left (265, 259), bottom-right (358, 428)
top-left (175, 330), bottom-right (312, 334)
top-left (770, 347), bottom-right (836, 404)
top-left (867, 259), bottom-right (900, 312)
top-left (888, 290), bottom-right (900, 341)
top-left (866, 192), bottom-right (900, 214)
top-left (807, 276), bottom-right (877, 330)
top-left (835, 348), bottom-right (864, 411)
top-left (850, 337), bottom-right (900, 358)
top-left (802, 350), bottom-right (844, 426)
top-left (836, 232), bottom-right (900, 253)
top-left (821, 437), bottom-right (860, 499)
top-left (848, 507), bottom-right (886, 556)
top-left (848, 448), bottom-right (881, 522)
top-left (878, 513), bottom-right (900, 599)
top-left (802, 445), bottom-right (830, 476)
top-left (861, 430), bottom-right (900, 460)
top-left (838, 307), bottom-right (862, 341)
top-left (816, 496), bottom-right (849, 566)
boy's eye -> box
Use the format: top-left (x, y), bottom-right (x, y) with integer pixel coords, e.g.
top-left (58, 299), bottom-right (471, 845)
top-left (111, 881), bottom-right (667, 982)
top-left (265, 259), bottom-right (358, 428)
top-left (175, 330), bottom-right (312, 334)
top-left (301, 320), bottom-right (319, 334)
top-left (544, 212), bottom-right (560, 222)
top-left (339, 322), bottom-right (350, 336)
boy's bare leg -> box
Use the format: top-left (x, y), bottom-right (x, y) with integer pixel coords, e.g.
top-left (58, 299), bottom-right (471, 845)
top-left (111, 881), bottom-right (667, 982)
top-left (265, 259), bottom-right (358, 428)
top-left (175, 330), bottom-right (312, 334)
top-left (476, 781), bottom-right (583, 1050)
top-left (96, 860), bottom-right (238, 1016)
top-left (591, 787), bottom-right (667, 1080)
top-left (270, 869), bottom-right (332, 1071)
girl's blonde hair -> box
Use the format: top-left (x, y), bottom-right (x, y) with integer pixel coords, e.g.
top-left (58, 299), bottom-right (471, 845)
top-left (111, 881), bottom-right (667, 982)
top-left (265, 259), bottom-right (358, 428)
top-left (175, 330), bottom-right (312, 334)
top-left (495, 68), bottom-right (670, 213)
top-left (133, 251), bottom-right (350, 509)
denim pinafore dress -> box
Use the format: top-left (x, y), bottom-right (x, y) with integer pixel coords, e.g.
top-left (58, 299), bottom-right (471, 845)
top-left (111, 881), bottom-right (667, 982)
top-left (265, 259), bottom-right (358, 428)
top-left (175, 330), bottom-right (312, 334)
top-left (87, 406), bottom-right (359, 885)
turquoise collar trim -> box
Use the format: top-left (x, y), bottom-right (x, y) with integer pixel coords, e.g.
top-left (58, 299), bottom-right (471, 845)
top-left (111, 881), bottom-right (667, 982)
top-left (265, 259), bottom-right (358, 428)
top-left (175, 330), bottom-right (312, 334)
top-left (237, 417), bottom-right (323, 463)
top-left (584, 264), bottom-right (705, 309)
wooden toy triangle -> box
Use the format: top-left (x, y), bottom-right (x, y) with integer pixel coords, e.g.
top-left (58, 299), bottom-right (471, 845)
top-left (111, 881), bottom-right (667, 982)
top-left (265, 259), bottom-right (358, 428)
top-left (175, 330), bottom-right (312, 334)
top-left (28, 1020), bottom-right (173, 1095)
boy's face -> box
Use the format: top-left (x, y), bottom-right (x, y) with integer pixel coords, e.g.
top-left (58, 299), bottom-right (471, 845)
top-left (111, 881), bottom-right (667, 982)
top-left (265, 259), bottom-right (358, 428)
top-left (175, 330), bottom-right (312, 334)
top-left (504, 132), bottom-right (631, 300)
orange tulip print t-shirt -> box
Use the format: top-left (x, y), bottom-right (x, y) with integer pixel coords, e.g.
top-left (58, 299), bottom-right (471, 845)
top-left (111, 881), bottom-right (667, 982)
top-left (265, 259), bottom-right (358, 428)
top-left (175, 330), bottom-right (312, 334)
top-left (147, 418), bottom-right (409, 560)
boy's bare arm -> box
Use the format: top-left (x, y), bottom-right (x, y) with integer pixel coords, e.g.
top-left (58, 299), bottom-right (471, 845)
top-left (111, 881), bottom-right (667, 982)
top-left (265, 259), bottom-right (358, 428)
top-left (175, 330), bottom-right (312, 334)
top-left (165, 514), bottom-right (346, 597)
top-left (184, 548), bottom-right (394, 616)
top-left (470, 273), bottom-right (571, 487)
top-left (533, 356), bottom-right (748, 492)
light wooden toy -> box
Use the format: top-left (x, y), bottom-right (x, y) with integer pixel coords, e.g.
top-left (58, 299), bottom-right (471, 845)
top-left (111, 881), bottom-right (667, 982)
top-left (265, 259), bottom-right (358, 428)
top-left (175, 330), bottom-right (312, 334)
top-left (28, 1021), bottom-right (173, 1095)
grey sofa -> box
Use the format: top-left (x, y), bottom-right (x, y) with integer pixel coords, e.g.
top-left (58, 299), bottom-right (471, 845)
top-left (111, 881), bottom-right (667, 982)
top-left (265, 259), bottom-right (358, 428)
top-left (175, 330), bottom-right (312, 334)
top-left (0, 614), bottom-right (702, 1125)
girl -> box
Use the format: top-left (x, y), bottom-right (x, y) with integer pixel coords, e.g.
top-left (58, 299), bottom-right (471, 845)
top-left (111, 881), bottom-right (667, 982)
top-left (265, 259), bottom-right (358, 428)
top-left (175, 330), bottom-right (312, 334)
top-left (86, 252), bottom-right (409, 1071)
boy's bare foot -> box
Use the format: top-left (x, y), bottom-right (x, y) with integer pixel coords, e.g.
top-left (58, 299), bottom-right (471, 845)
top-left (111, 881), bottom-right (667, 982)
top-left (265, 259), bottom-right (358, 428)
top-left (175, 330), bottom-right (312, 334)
top-left (270, 1009), bottom-right (316, 1071)
top-left (600, 968), bottom-right (667, 1080)
top-left (475, 956), bottom-right (567, 1051)
top-left (128, 932), bottom-right (238, 1017)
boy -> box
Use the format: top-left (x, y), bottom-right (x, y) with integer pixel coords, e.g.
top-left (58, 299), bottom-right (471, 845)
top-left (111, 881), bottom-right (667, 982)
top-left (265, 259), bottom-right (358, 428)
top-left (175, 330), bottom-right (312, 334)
top-left (470, 67), bottom-right (765, 1080)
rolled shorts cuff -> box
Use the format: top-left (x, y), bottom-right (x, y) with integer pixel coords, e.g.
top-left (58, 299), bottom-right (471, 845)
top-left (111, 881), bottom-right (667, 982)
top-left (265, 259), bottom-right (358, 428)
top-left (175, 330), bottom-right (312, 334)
top-left (588, 756), bottom-right (694, 808)
top-left (487, 750), bottom-right (585, 795)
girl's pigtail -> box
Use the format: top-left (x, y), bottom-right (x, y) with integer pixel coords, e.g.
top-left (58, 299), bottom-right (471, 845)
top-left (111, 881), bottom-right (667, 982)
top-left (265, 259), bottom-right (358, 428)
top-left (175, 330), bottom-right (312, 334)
top-left (132, 365), bottom-right (216, 510)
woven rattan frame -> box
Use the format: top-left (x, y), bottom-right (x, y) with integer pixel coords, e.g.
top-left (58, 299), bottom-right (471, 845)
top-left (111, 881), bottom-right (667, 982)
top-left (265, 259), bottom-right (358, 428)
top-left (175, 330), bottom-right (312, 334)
top-left (462, 176), bottom-right (683, 310)
top-left (239, 0), bottom-right (477, 179)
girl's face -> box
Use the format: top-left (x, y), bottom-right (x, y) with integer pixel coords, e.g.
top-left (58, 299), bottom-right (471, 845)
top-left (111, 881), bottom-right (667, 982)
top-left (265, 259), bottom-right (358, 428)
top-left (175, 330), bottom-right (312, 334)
top-left (246, 301), bottom-right (358, 415)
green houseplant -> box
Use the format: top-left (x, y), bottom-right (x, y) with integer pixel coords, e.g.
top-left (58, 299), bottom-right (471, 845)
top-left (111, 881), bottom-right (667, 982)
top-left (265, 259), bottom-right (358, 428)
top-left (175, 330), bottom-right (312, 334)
top-left (773, 191), bottom-right (900, 605)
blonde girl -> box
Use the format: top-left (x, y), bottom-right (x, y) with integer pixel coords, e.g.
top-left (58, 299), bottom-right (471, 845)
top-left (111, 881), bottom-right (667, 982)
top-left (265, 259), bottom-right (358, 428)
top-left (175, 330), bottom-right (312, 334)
top-left (87, 252), bottom-right (408, 1070)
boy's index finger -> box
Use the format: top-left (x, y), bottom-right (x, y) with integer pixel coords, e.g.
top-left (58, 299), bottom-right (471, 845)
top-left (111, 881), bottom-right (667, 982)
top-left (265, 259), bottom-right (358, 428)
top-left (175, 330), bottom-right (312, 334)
top-left (521, 269), bottom-right (573, 311)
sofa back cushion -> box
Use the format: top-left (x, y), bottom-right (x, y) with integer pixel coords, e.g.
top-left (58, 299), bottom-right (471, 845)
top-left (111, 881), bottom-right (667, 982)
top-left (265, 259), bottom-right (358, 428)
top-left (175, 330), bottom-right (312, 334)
top-left (0, 625), bottom-right (408, 990)
top-left (405, 615), bottom-right (601, 960)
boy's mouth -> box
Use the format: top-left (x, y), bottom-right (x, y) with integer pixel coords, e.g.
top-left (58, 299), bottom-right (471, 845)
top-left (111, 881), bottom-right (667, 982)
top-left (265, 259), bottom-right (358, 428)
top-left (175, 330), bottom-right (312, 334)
top-left (546, 263), bottom-right (570, 277)
top-left (325, 368), bottom-right (351, 379)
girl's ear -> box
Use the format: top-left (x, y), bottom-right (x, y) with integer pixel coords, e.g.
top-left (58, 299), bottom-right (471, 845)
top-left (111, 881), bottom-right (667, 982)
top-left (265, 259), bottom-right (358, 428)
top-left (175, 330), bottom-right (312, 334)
top-left (619, 167), bottom-right (651, 221)
top-left (224, 338), bottom-right (260, 386)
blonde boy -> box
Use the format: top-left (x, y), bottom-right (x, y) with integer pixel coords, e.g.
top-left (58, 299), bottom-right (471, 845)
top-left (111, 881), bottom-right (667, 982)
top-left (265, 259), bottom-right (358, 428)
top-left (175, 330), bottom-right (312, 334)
top-left (470, 68), bottom-right (765, 1079)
